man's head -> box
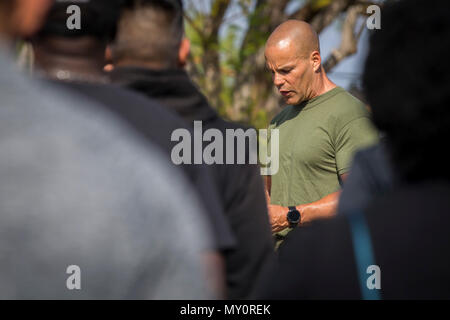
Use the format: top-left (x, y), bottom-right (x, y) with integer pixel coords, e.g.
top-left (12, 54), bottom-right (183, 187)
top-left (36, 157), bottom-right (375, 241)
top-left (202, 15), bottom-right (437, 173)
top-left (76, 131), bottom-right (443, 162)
top-left (0, 0), bottom-right (52, 39)
top-left (265, 20), bottom-right (322, 105)
top-left (31, 0), bottom-right (123, 79)
top-left (112, 0), bottom-right (189, 69)
top-left (36, 0), bottom-right (122, 44)
top-left (363, 0), bottom-right (450, 182)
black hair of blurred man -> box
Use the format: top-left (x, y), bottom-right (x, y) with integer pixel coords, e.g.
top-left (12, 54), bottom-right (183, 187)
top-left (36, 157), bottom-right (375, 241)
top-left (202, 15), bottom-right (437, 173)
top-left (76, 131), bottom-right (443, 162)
top-left (363, 0), bottom-right (450, 184)
top-left (32, 0), bottom-right (123, 83)
top-left (111, 0), bottom-right (190, 70)
top-left (0, 0), bottom-right (53, 40)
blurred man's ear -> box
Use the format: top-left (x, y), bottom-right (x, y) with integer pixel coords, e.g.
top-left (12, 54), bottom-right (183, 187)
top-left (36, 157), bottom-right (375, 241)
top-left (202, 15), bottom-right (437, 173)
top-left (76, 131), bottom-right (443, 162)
top-left (11, 0), bottom-right (53, 37)
top-left (178, 37), bottom-right (190, 68)
top-left (311, 51), bottom-right (321, 72)
top-left (104, 46), bottom-right (114, 72)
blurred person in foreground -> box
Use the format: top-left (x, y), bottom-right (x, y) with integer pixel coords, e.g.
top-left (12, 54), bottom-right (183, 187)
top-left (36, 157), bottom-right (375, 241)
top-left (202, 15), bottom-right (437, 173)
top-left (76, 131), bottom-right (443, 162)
top-left (338, 141), bottom-right (394, 215)
top-left (32, 0), bottom-right (235, 296)
top-left (0, 0), bottom-right (216, 299)
top-left (337, 88), bottom-right (394, 215)
top-left (109, 0), bottom-right (274, 299)
top-left (255, 0), bottom-right (450, 299)
top-left (263, 20), bottom-right (378, 247)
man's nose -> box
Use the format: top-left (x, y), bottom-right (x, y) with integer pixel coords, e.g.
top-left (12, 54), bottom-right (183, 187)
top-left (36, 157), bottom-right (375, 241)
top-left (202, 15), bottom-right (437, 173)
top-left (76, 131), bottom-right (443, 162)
top-left (273, 73), bottom-right (284, 88)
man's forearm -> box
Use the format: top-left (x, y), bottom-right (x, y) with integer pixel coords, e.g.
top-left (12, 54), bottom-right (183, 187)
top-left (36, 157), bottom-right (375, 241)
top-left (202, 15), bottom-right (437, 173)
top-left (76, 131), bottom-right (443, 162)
top-left (296, 191), bottom-right (340, 225)
top-left (267, 191), bottom-right (340, 233)
top-left (266, 174), bottom-right (344, 232)
top-left (297, 173), bottom-right (347, 224)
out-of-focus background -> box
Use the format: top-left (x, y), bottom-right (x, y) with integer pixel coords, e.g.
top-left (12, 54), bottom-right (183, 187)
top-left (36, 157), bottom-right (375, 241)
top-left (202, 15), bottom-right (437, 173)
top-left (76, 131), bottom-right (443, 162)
top-left (183, 0), bottom-right (383, 129)
top-left (15, 0), bottom-right (384, 129)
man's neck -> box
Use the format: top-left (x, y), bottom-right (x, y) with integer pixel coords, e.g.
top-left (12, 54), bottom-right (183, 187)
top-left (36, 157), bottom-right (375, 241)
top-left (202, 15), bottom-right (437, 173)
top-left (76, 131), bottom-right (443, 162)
top-left (33, 36), bottom-right (107, 82)
top-left (309, 67), bottom-right (337, 99)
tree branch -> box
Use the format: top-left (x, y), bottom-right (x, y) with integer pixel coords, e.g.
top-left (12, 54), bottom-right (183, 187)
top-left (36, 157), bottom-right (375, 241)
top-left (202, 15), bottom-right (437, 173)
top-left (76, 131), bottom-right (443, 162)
top-left (310, 0), bottom-right (355, 33)
top-left (183, 12), bottom-right (205, 40)
top-left (238, 0), bottom-right (290, 56)
top-left (288, 2), bottom-right (315, 21)
top-left (322, 4), bottom-right (365, 73)
top-left (205, 0), bottom-right (232, 40)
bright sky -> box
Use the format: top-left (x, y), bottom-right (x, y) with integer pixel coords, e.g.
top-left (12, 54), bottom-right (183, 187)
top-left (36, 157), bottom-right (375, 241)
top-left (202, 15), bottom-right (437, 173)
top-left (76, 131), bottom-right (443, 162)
top-left (320, 17), bottom-right (370, 90)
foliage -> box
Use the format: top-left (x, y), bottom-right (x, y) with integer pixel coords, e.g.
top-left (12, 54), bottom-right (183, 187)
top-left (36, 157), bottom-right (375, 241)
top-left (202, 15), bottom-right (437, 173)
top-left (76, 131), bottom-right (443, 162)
top-left (184, 0), bottom-right (375, 129)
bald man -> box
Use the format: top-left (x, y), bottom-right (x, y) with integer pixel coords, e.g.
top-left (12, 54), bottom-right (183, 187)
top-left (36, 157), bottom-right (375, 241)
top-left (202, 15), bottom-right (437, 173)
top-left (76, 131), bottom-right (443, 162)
top-left (264, 20), bottom-right (378, 245)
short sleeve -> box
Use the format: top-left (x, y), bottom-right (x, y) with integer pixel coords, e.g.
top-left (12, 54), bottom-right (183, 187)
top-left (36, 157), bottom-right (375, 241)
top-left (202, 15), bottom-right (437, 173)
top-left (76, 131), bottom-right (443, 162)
top-left (335, 117), bottom-right (379, 176)
top-left (260, 123), bottom-right (276, 176)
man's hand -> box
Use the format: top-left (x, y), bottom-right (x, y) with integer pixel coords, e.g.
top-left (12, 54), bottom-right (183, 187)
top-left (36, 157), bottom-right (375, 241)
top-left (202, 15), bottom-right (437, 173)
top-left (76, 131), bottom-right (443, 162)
top-left (265, 176), bottom-right (290, 233)
top-left (266, 174), bottom-right (346, 233)
top-left (268, 204), bottom-right (289, 233)
top-left (268, 204), bottom-right (305, 233)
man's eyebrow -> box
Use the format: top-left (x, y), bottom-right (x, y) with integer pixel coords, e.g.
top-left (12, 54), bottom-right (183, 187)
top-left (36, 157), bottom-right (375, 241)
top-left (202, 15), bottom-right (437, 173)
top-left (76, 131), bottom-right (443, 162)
top-left (277, 64), bottom-right (295, 71)
top-left (265, 63), bottom-right (295, 71)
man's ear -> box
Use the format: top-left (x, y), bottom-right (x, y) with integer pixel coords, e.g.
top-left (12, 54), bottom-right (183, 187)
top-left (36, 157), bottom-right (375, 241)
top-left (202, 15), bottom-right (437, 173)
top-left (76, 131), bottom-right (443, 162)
top-left (178, 37), bottom-right (190, 67)
top-left (104, 46), bottom-right (114, 72)
top-left (311, 50), bottom-right (321, 72)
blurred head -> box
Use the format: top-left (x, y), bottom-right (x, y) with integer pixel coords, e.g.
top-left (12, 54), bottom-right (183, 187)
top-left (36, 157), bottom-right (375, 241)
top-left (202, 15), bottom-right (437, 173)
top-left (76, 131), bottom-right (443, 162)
top-left (363, 0), bottom-right (450, 183)
top-left (31, 0), bottom-right (123, 79)
top-left (35, 0), bottom-right (122, 44)
top-left (265, 20), bottom-right (322, 105)
top-left (112, 0), bottom-right (190, 69)
top-left (0, 0), bottom-right (53, 39)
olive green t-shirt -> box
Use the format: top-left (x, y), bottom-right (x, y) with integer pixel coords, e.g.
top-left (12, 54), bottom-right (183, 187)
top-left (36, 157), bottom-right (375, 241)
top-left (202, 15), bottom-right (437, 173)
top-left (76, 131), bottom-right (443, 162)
top-left (267, 87), bottom-right (378, 238)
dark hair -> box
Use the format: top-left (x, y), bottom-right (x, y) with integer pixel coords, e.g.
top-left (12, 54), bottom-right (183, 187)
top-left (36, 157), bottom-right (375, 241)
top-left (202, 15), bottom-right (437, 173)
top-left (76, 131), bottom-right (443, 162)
top-left (123, 0), bottom-right (183, 24)
top-left (112, 0), bottom-right (184, 66)
top-left (363, 0), bottom-right (450, 183)
top-left (37, 0), bottom-right (123, 42)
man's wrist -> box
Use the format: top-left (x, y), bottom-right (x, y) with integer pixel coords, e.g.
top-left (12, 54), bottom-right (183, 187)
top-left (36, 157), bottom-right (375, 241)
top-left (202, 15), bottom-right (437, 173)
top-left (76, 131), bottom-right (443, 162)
top-left (294, 205), bottom-right (306, 225)
top-left (287, 206), bottom-right (301, 228)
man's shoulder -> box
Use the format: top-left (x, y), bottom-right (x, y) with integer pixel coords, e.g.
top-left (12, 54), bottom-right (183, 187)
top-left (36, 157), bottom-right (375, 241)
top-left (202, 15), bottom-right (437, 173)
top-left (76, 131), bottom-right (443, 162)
top-left (319, 88), bottom-right (373, 134)
top-left (0, 73), bottom-right (213, 298)
top-left (52, 80), bottom-right (193, 154)
top-left (55, 81), bottom-right (188, 128)
top-left (327, 88), bottom-right (369, 118)
top-left (353, 143), bottom-right (388, 164)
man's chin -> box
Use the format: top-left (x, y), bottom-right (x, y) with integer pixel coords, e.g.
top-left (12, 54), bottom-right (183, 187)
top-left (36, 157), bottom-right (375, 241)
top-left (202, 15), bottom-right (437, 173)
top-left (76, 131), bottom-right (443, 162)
top-left (283, 96), bottom-right (300, 106)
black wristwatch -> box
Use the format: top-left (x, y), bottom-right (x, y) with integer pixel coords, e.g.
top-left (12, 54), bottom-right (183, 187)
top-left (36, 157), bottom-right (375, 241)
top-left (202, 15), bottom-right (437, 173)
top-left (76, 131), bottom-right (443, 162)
top-left (287, 206), bottom-right (301, 228)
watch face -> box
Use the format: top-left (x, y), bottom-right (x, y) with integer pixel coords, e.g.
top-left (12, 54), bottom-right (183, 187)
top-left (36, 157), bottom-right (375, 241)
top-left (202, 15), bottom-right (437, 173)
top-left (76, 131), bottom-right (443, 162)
top-left (287, 209), bottom-right (300, 223)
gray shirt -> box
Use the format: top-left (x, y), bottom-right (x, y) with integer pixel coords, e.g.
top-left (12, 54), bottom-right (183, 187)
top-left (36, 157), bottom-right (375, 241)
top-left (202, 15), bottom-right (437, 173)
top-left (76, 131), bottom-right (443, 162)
top-left (338, 142), bottom-right (395, 215)
top-left (0, 46), bottom-right (213, 299)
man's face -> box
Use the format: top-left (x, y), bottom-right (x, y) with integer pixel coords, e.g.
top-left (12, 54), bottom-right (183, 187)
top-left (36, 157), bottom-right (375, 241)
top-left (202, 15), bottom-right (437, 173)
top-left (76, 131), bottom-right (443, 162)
top-left (265, 40), bottom-right (315, 105)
